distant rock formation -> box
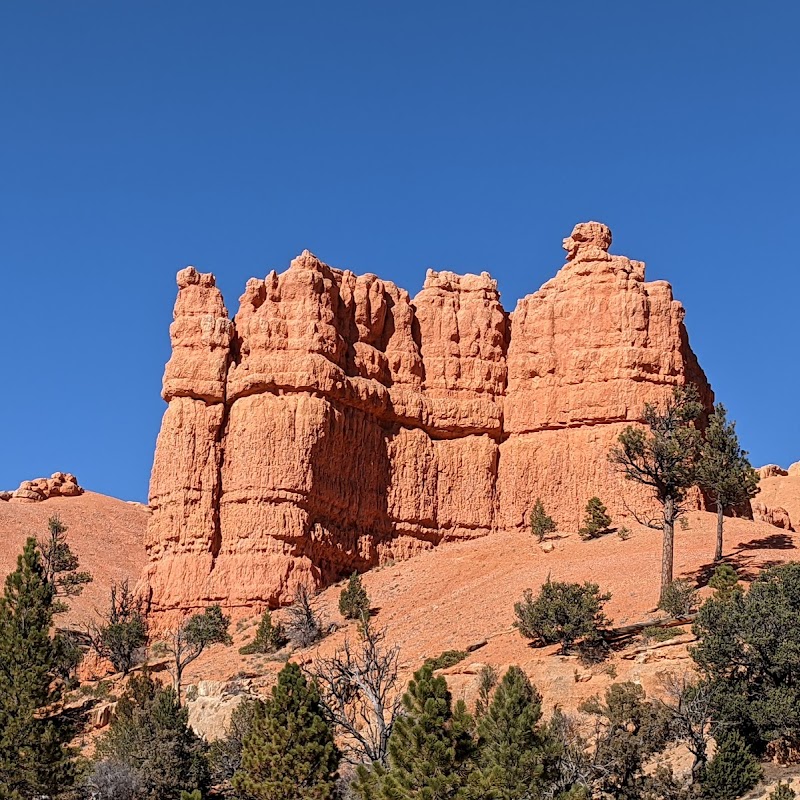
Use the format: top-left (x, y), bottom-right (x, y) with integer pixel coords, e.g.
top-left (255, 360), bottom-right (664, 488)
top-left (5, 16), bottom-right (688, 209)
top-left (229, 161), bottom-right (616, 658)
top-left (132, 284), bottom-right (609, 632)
top-left (141, 222), bottom-right (714, 621)
top-left (1, 472), bottom-right (83, 503)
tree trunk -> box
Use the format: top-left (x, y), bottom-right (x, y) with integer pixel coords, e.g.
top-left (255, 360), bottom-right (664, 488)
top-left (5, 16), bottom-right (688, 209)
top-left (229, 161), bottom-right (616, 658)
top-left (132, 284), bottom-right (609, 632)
top-left (714, 503), bottom-right (724, 562)
top-left (661, 496), bottom-right (675, 604)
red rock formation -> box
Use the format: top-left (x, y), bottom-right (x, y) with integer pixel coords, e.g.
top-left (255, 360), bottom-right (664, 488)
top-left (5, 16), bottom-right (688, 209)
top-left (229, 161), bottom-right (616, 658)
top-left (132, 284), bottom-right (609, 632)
top-left (4, 472), bottom-right (83, 503)
top-left (141, 222), bottom-right (714, 621)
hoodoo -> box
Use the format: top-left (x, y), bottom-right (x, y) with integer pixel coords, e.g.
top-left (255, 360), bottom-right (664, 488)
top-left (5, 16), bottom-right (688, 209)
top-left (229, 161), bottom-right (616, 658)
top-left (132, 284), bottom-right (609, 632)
top-left (141, 222), bottom-right (713, 621)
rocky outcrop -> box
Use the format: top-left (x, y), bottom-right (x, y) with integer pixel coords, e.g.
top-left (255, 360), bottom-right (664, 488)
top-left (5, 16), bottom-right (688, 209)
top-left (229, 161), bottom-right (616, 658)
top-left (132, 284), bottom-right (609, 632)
top-left (752, 501), bottom-right (794, 531)
top-left (759, 464), bottom-right (789, 479)
top-left (141, 222), bottom-right (713, 622)
top-left (4, 472), bottom-right (83, 503)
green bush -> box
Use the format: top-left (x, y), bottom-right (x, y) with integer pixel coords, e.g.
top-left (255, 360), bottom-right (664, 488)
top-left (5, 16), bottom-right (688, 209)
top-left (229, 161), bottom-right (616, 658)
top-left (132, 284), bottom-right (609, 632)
top-left (530, 499), bottom-right (557, 542)
top-left (578, 497), bottom-right (612, 540)
top-left (658, 579), bottom-right (697, 617)
top-left (708, 564), bottom-right (740, 600)
top-left (339, 572), bottom-right (370, 620)
top-left (641, 625), bottom-right (678, 643)
top-left (769, 783), bottom-right (797, 800)
top-left (424, 650), bottom-right (468, 671)
top-left (239, 611), bottom-right (287, 655)
top-left (514, 578), bottom-right (610, 653)
top-left (701, 732), bottom-right (761, 799)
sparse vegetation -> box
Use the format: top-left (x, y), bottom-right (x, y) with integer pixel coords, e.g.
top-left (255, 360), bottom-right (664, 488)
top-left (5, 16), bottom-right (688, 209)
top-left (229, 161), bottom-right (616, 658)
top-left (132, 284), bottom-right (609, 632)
top-left (285, 586), bottom-right (326, 648)
top-left (90, 579), bottom-right (148, 675)
top-left (658, 578), bottom-right (698, 617)
top-left (339, 572), bottom-right (370, 620)
top-left (162, 604), bottom-right (232, 704)
top-left (514, 578), bottom-right (610, 655)
top-left (578, 496), bottom-right (612, 540)
top-left (424, 649), bottom-right (468, 671)
top-left (642, 625), bottom-right (678, 643)
top-left (239, 610), bottom-right (287, 655)
top-left (530, 498), bottom-right (557, 542)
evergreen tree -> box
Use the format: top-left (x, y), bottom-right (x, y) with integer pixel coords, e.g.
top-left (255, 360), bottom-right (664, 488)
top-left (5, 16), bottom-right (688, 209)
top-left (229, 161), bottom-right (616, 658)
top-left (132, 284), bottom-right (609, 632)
top-left (708, 564), bottom-right (741, 601)
top-left (339, 572), bottom-right (370, 621)
top-left (363, 664), bottom-right (474, 800)
top-left (769, 783), bottom-right (797, 800)
top-left (530, 499), bottom-right (556, 542)
top-left (233, 662), bottom-right (339, 800)
top-left (609, 385), bottom-right (704, 603)
top-left (239, 610), bottom-right (287, 655)
top-left (701, 732), bottom-right (761, 800)
top-left (0, 537), bottom-right (76, 799)
top-left (578, 497), bottom-right (612, 540)
top-left (466, 666), bottom-right (559, 799)
top-left (696, 403), bottom-right (759, 562)
top-left (95, 672), bottom-right (209, 799)
top-left (37, 515), bottom-right (92, 612)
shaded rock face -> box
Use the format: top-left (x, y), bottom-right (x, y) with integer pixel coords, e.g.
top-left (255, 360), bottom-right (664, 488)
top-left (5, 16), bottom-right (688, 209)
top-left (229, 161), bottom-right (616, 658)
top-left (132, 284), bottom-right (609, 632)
top-left (142, 222), bottom-right (714, 620)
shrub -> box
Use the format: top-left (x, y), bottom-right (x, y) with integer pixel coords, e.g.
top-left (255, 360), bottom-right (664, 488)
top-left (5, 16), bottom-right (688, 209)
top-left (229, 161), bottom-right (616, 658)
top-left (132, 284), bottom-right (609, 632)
top-left (339, 573), bottom-right (370, 620)
top-left (239, 611), bottom-right (287, 655)
top-left (578, 497), bottom-right (612, 540)
top-left (642, 625), bottom-right (678, 643)
top-left (617, 526), bottom-right (631, 541)
top-left (424, 650), bottom-right (468, 671)
top-left (285, 586), bottom-right (325, 648)
top-left (770, 784), bottom-right (797, 800)
top-left (514, 578), bottom-right (610, 653)
top-left (708, 564), bottom-right (740, 600)
top-left (701, 732), bottom-right (761, 799)
top-left (530, 498), bottom-right (557, 542)
top-left (86, 760), bottom-right (143, 800)
top-left (658, 579), bottom-right (697, 617)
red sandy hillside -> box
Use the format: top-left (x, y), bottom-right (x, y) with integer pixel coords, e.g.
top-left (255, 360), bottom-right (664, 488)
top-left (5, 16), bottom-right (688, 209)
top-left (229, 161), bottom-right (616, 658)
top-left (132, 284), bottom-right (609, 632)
top-left (0, 483), bottom-right (149, 627)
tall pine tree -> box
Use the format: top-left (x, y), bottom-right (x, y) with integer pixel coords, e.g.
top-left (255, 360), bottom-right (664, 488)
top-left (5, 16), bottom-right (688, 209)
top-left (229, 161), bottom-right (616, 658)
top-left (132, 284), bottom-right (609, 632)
top-left (0, 538), bottom-right (75, 798)
top-left (466, 666), bottom-right (559, 799)
top-left (696, 403), bottom-right (759, 562)
top-left (233, 662), bottom-right (339, 800)
top-left (363, 664), bottom-right (474, 800)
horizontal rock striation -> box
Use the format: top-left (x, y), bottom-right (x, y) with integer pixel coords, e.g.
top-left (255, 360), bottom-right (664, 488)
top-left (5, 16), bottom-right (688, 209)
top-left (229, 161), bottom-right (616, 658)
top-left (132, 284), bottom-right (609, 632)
top-left (141, 222), bottom-right (713, 620)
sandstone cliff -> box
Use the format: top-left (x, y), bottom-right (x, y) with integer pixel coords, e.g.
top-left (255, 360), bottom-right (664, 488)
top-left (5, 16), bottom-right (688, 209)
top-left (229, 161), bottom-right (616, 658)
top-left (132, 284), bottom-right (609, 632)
top-left (141, 222), bottom-right (713, 619)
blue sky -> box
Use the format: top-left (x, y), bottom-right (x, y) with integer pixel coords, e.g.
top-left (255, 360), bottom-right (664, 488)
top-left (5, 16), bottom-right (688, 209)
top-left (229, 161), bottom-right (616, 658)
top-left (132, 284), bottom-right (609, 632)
top-left (1, 2), bottom-right (798, 501)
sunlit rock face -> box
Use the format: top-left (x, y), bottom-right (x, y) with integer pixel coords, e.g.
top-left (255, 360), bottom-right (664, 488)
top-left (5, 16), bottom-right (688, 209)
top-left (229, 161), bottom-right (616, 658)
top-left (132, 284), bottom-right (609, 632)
top-left (140, 222), bottom-right (712, 622)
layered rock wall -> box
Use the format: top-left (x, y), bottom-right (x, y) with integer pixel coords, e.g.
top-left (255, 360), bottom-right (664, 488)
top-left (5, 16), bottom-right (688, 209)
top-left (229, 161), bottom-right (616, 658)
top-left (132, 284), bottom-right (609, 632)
top-left (141, 222), bottom-right (713, 618)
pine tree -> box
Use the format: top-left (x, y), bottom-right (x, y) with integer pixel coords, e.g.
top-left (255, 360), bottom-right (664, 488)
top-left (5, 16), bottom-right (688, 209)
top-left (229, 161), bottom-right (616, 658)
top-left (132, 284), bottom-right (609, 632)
top-left (466, 666), bottom-right (559, 799)
top-left (578, 497), bottom-right (612, 540)
top-left (696, 403), bottom-right (759, 562)
top-left (233, 662), bottom-right (339, 800)
top-left (37, 514), bottom-right (92, 612)
top-left (609, 384), bottom-right (704, 603)
top-left (95, 671), bottom-right (209, 798)
top-left (239, 610), bottom-right (287, 655)
top-left (339, 572), bottom-right (370, 620)
top-left (367, 664), bottom-right (474, 800)
top-left (769, 783), bottom-right (797, 800)
top-left (530, 499), bottom-right (556, 543)
top-left (701, 732), bottom-right (762, 800)
top-left (0, 538), bottom-right (76, 798)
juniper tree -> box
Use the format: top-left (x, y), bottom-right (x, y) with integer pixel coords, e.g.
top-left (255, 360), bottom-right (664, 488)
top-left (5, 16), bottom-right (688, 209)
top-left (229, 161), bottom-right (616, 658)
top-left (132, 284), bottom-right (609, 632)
top-left (701, 731), bottom-right (762, 800)
top-left (466, 666), bottom-right (559, 800)
top-left (578, 497), bottom-right (612, 540)
top-left (530, 499), bottom-right (557, 542)
top-left (233, 662), bottom-right (339, 800)
top-left (609, 384), bottom-right (703, 602)
top-left (696, 403), bottom-right (759, 562)
top-left (339, 572), bottom-right (370, 621)
top-left (95, 672), bottom-right (209, 799)
top-left (0, 538), bottom-right (76, 798)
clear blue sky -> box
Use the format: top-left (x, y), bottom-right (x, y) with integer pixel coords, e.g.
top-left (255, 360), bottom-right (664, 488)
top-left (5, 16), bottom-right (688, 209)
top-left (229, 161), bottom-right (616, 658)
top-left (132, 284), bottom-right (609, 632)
top-left (2, 2), bottom-right (798, 501)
